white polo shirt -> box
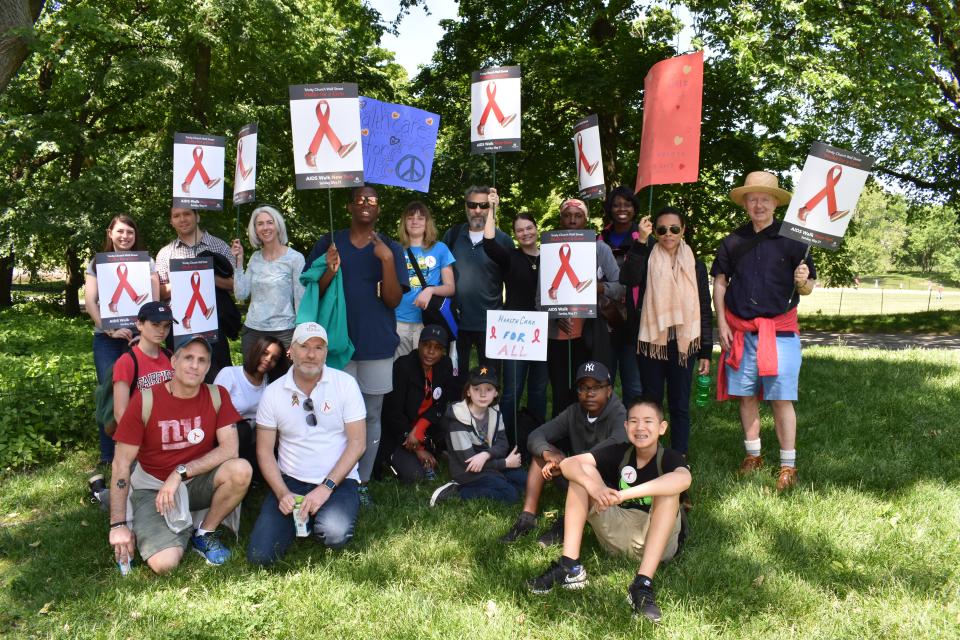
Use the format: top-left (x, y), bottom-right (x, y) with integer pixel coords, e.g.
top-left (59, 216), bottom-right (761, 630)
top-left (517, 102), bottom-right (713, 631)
top-left (256, 366), bottom-right (366, 484)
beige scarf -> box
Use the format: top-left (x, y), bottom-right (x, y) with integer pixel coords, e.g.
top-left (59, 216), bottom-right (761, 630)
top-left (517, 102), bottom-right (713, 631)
top-left (638, 241), bottom-right (701, 366)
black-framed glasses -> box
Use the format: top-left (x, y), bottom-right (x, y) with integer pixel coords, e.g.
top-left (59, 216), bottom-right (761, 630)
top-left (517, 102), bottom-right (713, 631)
top-left (353, 196), bottom-right (379, 205)
top-left (466, 201), bottom-right (491, 210)
top-left (577, 383), bottom-right (610, 396)
top-left (656, 225), bottom-right (682, 236)
top-left (303, 397), bottom-right (318, 427)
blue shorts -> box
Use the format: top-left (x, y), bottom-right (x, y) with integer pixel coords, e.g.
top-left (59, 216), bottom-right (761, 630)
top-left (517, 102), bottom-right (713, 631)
top-left (724, 333), bottom-right (801, 401)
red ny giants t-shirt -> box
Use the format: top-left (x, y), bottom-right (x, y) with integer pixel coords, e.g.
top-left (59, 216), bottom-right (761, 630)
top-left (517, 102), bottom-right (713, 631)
top-left (114, 383), bottom-right (242, 481)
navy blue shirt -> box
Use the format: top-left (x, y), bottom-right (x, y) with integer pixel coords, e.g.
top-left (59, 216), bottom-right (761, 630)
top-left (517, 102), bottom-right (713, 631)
top-left (710, 221), bottom-right (816, 320)
top-left (304, 230), bottom-right (410, 360)
top-left (442, 224), bottom-right (514, 331)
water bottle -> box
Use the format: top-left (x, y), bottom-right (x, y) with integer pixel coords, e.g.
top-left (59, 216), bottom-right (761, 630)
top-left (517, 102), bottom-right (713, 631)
top-left (293, 495), bottom-right (309, 537)
top-left (118, 555), bottom-right (132, 576)
top-left (694, 374), bottom-right (711, 407)
top-left (424, 466), bottom-right (437, 481)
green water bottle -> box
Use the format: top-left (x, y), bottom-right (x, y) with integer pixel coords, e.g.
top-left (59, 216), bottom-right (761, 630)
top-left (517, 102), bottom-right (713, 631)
top-left (694, 374), bottom-right (711, 407)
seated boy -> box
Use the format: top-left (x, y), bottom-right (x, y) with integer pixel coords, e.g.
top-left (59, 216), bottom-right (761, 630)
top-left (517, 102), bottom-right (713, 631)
top-left (526, 398), bottom-right (691, 623)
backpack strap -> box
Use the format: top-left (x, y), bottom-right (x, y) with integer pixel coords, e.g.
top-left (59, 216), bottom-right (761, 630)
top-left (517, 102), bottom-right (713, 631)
top-left (407, 248), bottom-right (429, 288)
top-left (207, 384), bottom-right (222, 414)
top-left (619, 443), bottom-right (665, 476)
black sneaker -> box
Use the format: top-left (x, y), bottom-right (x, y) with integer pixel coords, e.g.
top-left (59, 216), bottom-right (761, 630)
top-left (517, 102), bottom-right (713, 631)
top-left (429, 481), bottom-right (458, 507)
top-left (536, 516), bottom-right (564, 547)
top-left (627, 576), bottom-right (662, 623)
top-left (500, 511), bottom-right (538, 544)
top-left (527, 560), bottom-right (588, 594)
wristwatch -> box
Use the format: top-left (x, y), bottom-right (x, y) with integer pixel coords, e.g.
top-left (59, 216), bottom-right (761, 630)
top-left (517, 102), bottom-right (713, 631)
top-left (321, 477), bottom-right (337, 491)
top-left (176, 464), bottom-right (188, 481)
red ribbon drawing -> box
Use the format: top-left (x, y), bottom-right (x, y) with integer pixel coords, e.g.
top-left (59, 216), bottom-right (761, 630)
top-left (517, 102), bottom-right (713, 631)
top-left (181, 146), bottom-right (221, 195)
top-left (532, 328), bottom-right (541, 343)
top-left (305, 100), bottom-right (357, 168)
top-left (182, 271), bottom-right (214, 330)
top-left (798, 164), bottom-right (848, 223)
top-left (236, 139), bottom-right (253, 181)
top-left (108, 264), bottom-right (147, 313)
top-left (489, 326), bottom-right (497, 340)
top-left (476, 82), bottom-right (516, 136)
top-left (548, 244), bottom-right (592, 301)
top-left (576, 133), bottom-right (599, 177)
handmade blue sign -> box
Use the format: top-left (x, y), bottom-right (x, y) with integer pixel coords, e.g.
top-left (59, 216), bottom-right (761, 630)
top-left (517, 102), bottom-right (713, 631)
top-left (359, 97), bottom-right (439, 192)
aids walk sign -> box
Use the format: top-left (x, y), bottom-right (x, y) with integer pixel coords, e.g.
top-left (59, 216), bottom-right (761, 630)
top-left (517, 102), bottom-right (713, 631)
top-left (485, 310), bottom-right (548, 361)
top-left (289, 83), bottom-right (364, 189)
top-left (173, 133), bottom-right (226, 211)
top-left (538, 229), bottom-right (597, 319)
top-left (233, 122), bottom-right (258, 205)
top-left (471, 66), bottom-right (521, 154)
top-left (781, 141), bottom-right (876, 250)
top-left (95, 251), bottom-right (152, 329)
top-left (572, 115), bottom-right (605, 200)
top-left (169, 257), bottom-right (218, 347)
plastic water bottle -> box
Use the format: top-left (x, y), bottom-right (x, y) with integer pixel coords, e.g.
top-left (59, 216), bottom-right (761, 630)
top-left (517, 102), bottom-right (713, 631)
top-left (424, 466), bottom-right (437, 481)
top-left (117, 555), bottom-right (132, 576)
top-left (694, 374), bottom-right (711, 407)
top-left (293, 495), bottom-right (309, 537)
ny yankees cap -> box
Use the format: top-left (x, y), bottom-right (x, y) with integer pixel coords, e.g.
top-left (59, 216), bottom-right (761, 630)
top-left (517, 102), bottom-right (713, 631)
top-left (575, 360), bottom-right (610, 384)
top-left (138, 301), bottom-right (178, 324)
top-left (293, 322), bottom-right (328, 345)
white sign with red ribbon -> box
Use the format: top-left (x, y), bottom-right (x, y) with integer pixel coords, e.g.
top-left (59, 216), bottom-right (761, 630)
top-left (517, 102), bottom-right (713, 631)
top-left (95, 251), bottom-right (153, 330)
top-left (233, 122), bottom-right (258, 205)
top-left (471, 66), bottom-right (521, 154)
top-left (572, 114), bottom-right (605, 200)
top-left (781, 141), bottom-right (876, 250)
top-left (173, 133), bottom-right (226, 211)
top-left (169, 256), bottom-right (218, 346)
top-left (538, 229), bottom-right (598, 318)
top-left (289, 83), bottom-right (364, 189)
top-left (485, 310), bottom-right (548, 361)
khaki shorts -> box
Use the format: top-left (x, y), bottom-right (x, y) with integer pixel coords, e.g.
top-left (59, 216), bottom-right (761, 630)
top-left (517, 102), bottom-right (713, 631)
top-left (131, 464), bottom-right (221, 560)
top-left (587, 503), bottom-right (682, 562)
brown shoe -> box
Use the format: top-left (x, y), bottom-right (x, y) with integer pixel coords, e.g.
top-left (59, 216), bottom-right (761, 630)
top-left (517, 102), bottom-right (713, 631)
top-left (738, 454), bottom-right (763, 474)
top-left (775, 466), bottom-right (798, 492)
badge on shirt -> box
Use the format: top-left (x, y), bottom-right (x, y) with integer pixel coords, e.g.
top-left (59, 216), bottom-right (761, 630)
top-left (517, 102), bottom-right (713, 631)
top-left (187, 428), bottom-right (205, 444)
top-left (620, 465), bottom-right (637, 484)
top-left (425, 255), bottom-right (437, 268)
top-left (432, 387), bottom-right (442, 400)
top-left (320, 400), bottom-right (334, 414)
top-left (291, 393), bottom-right (300, 407)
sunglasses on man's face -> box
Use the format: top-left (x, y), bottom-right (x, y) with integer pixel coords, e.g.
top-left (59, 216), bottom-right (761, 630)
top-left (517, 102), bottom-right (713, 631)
top-left (656, 225), bottom-right (682, 236)
top-left (353, 196), bottom-right (379, 206)
top-left (303, 397), bottom-right (318, 427)
top-left (466, 201), bottom-right (490, 210)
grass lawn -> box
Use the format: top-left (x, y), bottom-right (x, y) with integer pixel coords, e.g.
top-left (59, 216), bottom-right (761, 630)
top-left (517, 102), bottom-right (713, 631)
top-left (799, 309), bottom-right (960, 334)
top-left (1, 343), bottom-right (959, 638)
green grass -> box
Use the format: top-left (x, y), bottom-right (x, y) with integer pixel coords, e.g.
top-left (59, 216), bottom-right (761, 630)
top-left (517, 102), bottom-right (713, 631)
top-left (857, 271), bottom-right (960, 290)
top-left (799, 309), bottom-right (960, 333)
top-left (2, 345), bottom-right (960, 638)
top-left (800, 286), bottom-right (960, 316)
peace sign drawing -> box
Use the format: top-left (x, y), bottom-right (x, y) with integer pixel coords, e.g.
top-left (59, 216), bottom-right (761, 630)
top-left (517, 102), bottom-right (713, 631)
top-left (396, 155), bottom-right (426, 183)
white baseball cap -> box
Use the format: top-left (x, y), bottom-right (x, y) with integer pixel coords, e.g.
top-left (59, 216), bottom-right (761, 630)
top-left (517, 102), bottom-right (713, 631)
top-left (292, 322), bottom-right (328, 345)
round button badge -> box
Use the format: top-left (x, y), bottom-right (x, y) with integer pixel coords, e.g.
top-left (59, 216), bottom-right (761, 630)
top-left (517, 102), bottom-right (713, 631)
top-left (187, 428), bottom-right (205, 445)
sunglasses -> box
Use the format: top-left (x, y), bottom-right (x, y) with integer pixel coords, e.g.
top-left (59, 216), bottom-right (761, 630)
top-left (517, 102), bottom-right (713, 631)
top-left (577, 383), bottom-right (610, 396)
top-left (303, 397), bottom-right (318, 427)
top-left (656, 225), bottom-right (682, 236)
top-left (353, 196), bottom-right (379, 205)
top-left (466, 201), bottom-right (491, 210)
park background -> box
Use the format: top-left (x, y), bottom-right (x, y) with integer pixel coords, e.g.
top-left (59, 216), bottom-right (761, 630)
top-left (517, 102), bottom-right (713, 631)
top-left (1, 1), bottom-right (959, 638)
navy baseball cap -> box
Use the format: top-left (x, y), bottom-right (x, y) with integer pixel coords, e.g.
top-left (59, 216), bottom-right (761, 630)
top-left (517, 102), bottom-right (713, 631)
top-left (575, 360), bottom-right (610, 384)
top-left (467, 366), bottom-right (498, 388)
top-left (175, 335), bottom-right (212, 355)
top-left (137, 302), bottom-right (177, 324)
top-left (419, 324), bottom-right (449, 348)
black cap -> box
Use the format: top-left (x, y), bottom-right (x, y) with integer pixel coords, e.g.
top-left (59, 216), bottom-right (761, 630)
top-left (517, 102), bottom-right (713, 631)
top-left (575, 360), bottom-right (610, 384)
top-left (467, 365), bottom-right (498, 388)
top-left (419, 324), bottom-right (449, 348)
top-left (175, 335), bottom-right (212, 354)
top-left (137, 301), bottom-right (177, 324)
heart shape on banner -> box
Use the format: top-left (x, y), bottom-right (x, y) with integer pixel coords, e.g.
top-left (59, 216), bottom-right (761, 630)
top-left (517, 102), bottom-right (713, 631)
top-left (682, 65), bottom-right (692, 74)
top-left (389, 136), bottom-right (400, 145)
top-left (674, 136), bottom-right (683, 146)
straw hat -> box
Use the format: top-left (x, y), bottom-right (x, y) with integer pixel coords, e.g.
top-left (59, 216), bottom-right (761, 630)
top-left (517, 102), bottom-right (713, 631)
top-left (729, 171), bottom-right (792, 207)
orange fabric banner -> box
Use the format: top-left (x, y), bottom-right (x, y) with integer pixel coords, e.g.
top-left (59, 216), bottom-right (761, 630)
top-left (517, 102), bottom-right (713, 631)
top-left (635, 51), bottom-right (704, 192)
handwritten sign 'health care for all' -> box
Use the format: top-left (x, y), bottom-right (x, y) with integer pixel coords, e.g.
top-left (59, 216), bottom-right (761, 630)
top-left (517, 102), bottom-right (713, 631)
top-left (485, 310), bottom-right (548, 361)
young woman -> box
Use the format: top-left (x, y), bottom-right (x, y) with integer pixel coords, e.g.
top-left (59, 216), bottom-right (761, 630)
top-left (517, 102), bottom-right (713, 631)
top-left (430, 367), bottom-right (525, 506)
top-left (620, 207), bottom-right (712, 455)
top-left (84, 215), bottom-right (160, 465)
top-left (395, 201), bottom-right (456, 358)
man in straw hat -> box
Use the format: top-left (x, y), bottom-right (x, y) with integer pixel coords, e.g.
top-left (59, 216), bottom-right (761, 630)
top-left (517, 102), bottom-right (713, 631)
top-left (710, 171), bottom-right (816, 492)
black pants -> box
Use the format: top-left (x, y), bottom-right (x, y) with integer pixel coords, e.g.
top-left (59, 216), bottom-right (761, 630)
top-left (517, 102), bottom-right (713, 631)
top-left (456, 329), bottom-right (496, 377)
top-left (547, 337), bottom-right (590, 417)
top-left (637, 340), bottom-right (695, 455)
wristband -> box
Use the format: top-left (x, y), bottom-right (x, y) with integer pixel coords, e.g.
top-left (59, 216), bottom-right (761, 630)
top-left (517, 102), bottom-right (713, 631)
top-left (110, 521), bottom-right (128, 530)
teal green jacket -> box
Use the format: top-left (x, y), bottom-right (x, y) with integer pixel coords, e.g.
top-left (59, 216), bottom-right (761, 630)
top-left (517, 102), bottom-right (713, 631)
top-left (297, 257), bottom-right (355, 369)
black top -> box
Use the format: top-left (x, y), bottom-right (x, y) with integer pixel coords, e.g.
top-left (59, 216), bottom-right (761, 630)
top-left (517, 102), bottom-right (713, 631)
top-left (592, 441), bottom-right (689, 513)
top-left (481, 238), bottom-right (539, 312)
top-left (381, 350), bottom-right (459, 452)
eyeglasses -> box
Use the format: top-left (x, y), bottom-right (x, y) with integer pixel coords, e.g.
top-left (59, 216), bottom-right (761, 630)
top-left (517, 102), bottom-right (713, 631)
top-left (466, 201), bottom-right (491, 210)
top-left (353, 196), bottom-right (379, 205)
top-left (577, 383), bottom-right (610, 396)
top-left (656, 225), bottom-right (682, 236)
top-left (303, 397), bottom-right (318, 427)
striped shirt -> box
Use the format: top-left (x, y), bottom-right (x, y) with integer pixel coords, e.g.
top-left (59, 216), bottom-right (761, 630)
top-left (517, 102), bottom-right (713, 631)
top-left (155, 230), bottom-right (233, 285)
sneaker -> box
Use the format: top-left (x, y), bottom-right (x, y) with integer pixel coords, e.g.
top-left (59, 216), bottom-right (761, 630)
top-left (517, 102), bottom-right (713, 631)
top-left (88, 474), bottom-right (106, 505)
top-left (191, 530), bottom-right (231, 565)
top-left (775, 466), bottom-right (798, 492)
top-left (537, 516), bottom-right (564, 547)
top-left (499, 511), bottom-right (538, 544)
top-left (358, 485), bottom-right (373, 508)
top-left (429, 481), bottom-right (458, 506)
top-left (527, 560), bottom-right (588, 594)
top-left (628, 576), bottom-right (662, 623)
top-left (739, 454), bottom-right (764, 474)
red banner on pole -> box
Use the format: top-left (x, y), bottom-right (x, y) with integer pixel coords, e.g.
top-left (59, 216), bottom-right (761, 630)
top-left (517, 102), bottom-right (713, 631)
top-left (635, 51), bottom-right (704, 192)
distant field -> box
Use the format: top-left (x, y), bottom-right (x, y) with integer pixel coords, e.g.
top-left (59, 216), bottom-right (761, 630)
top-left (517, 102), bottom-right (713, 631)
top-left (800, 287), bottom-right (960, 316)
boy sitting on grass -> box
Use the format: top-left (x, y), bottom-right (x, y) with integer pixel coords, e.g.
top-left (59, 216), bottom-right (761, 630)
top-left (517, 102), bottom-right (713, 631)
top-left (526, 398), bottom-right (690, 623)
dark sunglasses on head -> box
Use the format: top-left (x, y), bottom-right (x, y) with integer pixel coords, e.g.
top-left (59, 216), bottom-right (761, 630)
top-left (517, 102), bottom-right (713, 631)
top-left (353, 196), bottom-right (379, 205)
top-left (657, 225), bottom-right (682, 236)
top-left (303, 397), bottom-right (318, 427)
top-left (466, 201), bottom-right (491, 210)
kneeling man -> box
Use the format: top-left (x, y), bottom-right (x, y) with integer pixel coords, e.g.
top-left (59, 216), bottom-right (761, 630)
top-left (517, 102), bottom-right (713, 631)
top-left (108, 336), bottom-right (251, 574)
top-left (527, 399), bottom-right (690, 623)
top-left (247, 322), bottom-right (366, 566)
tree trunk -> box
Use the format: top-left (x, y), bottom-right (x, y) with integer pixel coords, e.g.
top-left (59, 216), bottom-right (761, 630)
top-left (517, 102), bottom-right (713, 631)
top-left (0, 251), bottom-right (13, 307)
top-left (63, 245), bottom-right (83, 316)
top-left (191, 40), bottom-right (211, 127)
top-left (0, 0), bottom-right (46, 92)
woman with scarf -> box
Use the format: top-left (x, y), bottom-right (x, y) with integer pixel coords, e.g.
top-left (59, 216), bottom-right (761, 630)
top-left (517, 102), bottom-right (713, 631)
top-left (620, 207), bottom-right (712, 456)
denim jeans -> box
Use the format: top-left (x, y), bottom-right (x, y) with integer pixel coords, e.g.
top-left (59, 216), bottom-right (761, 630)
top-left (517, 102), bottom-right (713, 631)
top-left (610, 334), bottom-right (643, 404)
top-left (92, 332), bottom-right (128, 462)
top-left (458, 468), bottom-right (528, 504)
top-left (501, 359), bottom-right (548, 436)
top-left (637, 340), bottom-right (695, 455)
top-left (247, 475), bottom-right (359, 566)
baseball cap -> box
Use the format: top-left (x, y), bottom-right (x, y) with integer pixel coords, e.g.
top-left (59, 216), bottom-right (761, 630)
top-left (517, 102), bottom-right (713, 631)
top-left (575, 360), bottom-right (610, 384)
top-left (467, 365), bottom-right (498, 388)
top-left (137, 301), bottom-right (177, 324)
top-left (419, 324), bottom-right (449, 348)
top-left (175, 334), bottom-right (212, 354)
top-left (292, 322), bottom-right (328, 345)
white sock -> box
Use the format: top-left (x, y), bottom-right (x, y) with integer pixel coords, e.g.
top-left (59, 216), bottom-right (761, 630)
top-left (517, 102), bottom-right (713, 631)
top-left (744, 438), bottom-right (761, 457)
top-left (195, 527), bottom-right (212, 537)
top-left (779, 449), bottom-right (796, 468)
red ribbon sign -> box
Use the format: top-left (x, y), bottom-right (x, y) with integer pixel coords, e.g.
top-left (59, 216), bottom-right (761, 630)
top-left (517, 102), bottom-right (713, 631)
top-left (532, 328), bottom-right (541, 343)
top-left (476, 82), bottom-right (516, 136)
top-left (548, 244), bottom-right (591, 301)
top-left (798, 164), bottom-right (848, 223)
top-left (489, 326), bottom-right (497, 340)
top-left (108, 264), bottom-right (146, 313)
top-left (236, 139), bottom-right (253, 181)
top-left (181, 146), bottom-right (221, 194)
top-left (305, 100), bottom-right (357, 168)
top-left (182, 271), bottom-right (214, 330)
top-left (576, 133), bottom-right (599, 177)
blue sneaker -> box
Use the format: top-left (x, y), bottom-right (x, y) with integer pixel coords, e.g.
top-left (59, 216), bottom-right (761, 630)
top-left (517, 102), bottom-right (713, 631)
top-left (191, 530), bottom-right (230, 565)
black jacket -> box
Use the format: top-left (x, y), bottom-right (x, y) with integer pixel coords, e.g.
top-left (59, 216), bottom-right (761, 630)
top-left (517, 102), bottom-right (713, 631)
top-left (380, 350), bottom-right (459, 454)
